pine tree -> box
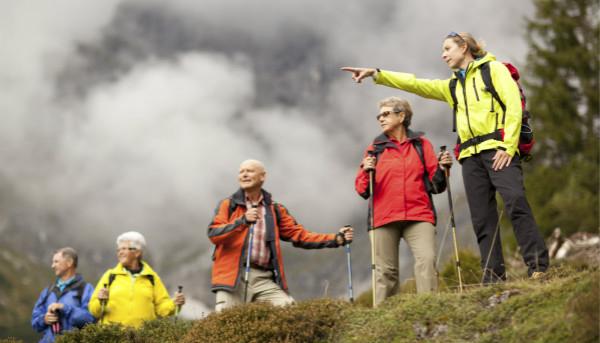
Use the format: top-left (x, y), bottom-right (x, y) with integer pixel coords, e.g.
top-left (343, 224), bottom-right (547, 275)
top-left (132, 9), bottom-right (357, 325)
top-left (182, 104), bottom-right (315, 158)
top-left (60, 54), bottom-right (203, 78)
top-left (523, 0), bottom-right (599, 236)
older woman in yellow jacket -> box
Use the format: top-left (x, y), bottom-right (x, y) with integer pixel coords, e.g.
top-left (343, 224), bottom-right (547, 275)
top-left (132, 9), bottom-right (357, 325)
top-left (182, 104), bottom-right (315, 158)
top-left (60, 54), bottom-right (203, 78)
top-left (89, 231), bottom-right (185, 327)
top-left (342, 31), bottom-right (549, 283)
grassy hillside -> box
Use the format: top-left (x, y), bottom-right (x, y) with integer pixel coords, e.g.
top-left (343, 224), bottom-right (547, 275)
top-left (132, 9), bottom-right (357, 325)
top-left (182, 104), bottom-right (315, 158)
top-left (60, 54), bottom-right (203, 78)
top-left (2, 263), bottom-right (595, 343)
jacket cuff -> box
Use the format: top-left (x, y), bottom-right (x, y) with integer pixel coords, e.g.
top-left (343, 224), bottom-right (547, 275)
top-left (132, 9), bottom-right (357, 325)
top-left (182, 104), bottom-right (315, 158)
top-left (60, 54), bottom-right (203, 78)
top-left (499, 143), bottom-right (516, 157)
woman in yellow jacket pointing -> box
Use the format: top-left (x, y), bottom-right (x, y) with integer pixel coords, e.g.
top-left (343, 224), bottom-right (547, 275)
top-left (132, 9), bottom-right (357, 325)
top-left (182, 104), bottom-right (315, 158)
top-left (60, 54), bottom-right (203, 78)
top-left (342, 31), bottom-right (549, 283)
top-left (89, 231), bottom-right (185, 327)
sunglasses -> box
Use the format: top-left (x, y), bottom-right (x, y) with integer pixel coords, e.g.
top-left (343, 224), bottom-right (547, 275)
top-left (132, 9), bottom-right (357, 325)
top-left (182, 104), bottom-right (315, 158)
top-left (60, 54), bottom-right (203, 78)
top-left (447, 31), bottom-right (465, 41)
top-left (376, 109), bottom-right (402, 121)
top-left (117, 247), bottom-right (138, 252)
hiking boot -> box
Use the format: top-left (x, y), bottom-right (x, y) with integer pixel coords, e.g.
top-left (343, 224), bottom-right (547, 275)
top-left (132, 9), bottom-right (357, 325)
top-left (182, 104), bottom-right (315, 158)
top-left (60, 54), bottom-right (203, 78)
top-left (530, 271), bottom-right (546, 280)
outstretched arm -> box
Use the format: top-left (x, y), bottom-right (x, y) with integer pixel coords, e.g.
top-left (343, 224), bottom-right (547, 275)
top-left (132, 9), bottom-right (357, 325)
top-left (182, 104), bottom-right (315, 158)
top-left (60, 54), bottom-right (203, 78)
top-left (341, 67), bottom-right (451, 103)
top-left (277, 204), bottom-right (344, 249)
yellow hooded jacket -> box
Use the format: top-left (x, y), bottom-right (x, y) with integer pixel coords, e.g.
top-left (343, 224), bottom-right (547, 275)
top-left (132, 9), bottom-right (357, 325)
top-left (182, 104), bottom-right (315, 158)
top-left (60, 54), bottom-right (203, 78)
top-left (374, 52), bottom-right (522, 160)
top-left (89, 261), bottom-right (175, 327)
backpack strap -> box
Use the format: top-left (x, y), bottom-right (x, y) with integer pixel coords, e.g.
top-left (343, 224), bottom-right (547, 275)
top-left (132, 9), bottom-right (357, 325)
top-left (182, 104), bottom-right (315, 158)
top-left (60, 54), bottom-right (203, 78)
top-left (411, 139), bottom-right (434, 192)
top-left (65, 278), bottom-right (86, 304)
top-left (272, 202), bottom-right (282, 226)
top-left (40, 284), bottom-right (58, 305)
top-left (411, 138), bottom-right (438, 225)
top-left (108, 273), bottom-right (116, 288)
top-left (41, 278), bottom-right (87, 305)
top-left (228, 199), bottom-right (237, 220)
top-left (480, 62), bottom-right (506, 125)
top-left (449, 78), bottom-right (459, 132)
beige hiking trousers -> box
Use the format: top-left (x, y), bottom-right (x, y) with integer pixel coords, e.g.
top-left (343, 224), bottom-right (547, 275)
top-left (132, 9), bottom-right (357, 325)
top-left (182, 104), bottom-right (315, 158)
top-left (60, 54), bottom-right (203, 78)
top-left (373, 221), bottom-right (437, 307)
top-left (215, 268), bottom-right (294, 312)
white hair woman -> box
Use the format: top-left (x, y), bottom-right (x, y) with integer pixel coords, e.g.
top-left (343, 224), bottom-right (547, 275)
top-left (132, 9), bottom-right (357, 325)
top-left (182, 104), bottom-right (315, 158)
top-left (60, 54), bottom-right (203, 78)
top-left (88, 231), bottom-right (185, 327)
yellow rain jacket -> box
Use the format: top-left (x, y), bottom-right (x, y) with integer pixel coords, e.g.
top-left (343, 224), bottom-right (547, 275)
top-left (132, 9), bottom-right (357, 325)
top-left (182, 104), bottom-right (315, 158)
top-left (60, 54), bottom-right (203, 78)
top-left (374, 52), bottom-right (522, 160)
top-left (89, 261), bottom-right (175, 327)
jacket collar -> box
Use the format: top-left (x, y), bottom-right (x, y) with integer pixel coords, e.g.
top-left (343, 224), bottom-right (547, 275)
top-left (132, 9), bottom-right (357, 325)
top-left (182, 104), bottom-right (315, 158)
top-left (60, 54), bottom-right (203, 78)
top-left (231, 188), bottom-right (273, 207)
top-left (373, 129), bottom-right (423, 146)
top-left (452, 52), bottom-right (497, 79)
top-left (50, 273), bottom-right (84, 293)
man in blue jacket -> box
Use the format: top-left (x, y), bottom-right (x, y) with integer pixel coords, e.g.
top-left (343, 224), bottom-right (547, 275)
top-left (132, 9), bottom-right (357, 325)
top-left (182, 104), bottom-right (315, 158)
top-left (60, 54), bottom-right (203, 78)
top-left (31, 247), bottom-right (95, 342)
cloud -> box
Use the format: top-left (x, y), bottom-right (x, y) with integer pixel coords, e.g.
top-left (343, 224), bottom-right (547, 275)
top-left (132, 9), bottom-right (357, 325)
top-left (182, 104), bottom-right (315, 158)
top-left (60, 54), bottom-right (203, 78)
top-left (0, 0), bottom-right (535, 302)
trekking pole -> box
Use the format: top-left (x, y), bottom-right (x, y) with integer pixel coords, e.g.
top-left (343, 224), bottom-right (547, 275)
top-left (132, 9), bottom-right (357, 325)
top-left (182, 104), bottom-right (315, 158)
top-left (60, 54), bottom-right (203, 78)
top-left (367, 150), bottom-right (377, 307)
top-left (175, 285), bottom-right (183, 320)
top-left (243, 203), bottom-right (257, 303)
top-left (51, 311), bottom-right (61, 335)
top-left (343, 225), bottom-right (354, 303)
top-left (440, 146), bottom-right (464, 293)
top-left (99, 283), bottom-right (108, 323)
top-left (481, 208), bottom-right (504, 285)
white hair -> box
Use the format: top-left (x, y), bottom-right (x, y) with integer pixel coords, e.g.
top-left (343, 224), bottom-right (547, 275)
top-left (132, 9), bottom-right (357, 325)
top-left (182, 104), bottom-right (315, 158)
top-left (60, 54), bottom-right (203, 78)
top-left (116, 231), bottom-right (147, 251)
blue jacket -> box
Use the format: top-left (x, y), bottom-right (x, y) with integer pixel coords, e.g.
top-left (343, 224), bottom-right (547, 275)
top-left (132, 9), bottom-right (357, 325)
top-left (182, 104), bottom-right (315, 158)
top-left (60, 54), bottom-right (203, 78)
top-left (31, 274), bottom-right (95, 343)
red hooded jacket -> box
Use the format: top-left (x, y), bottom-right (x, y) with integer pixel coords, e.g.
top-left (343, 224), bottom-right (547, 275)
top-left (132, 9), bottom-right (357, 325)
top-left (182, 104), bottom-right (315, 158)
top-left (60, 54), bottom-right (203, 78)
top-left (355, 131), bottom-right (445, 228)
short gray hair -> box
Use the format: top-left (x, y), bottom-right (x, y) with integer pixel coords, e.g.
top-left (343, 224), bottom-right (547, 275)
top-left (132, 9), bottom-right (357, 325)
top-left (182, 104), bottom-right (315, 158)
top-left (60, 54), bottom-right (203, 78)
top-left (378, 96), bottom-right (413, 128)
top-left (116, 231), bottom-right (147, 251)
top-left (55, 247), bottom-right (78, 268)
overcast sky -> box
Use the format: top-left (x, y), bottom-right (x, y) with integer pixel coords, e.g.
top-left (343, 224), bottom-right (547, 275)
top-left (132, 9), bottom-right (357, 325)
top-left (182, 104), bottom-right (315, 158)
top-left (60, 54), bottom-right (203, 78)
top-left (0, 0), bottom-right (535, 303)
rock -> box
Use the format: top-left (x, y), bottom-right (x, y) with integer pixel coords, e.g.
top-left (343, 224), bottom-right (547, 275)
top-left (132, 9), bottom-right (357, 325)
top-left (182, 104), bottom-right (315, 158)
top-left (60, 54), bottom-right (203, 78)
top-left (487, 289), bottom-right (521, 308)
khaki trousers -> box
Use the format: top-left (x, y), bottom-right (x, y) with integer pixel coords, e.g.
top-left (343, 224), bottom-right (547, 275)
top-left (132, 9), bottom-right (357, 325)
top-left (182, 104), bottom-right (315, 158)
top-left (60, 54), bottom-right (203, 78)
top-left (215, 268), bottom-right (294, 312)
top-left (373, 221), bottom-right (437, 307)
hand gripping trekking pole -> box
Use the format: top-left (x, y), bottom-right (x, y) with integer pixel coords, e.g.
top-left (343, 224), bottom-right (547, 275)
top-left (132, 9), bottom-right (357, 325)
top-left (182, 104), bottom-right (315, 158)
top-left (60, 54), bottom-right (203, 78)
top-left (243, 203), bottom-right (257, 303)
top-left (343, 225), bottom-right (354, 303)
top-left (440, 146), bottom-right (464, 293)
top-left (99, 283), bottom-right (108, 323)
top-left (175, 285), bottom-right (183, 319)
top-left (367, 150), bottom-right (377, 307)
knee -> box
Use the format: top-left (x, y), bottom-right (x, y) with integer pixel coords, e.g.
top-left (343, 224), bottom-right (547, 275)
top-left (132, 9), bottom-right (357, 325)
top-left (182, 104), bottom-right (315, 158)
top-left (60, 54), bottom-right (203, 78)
top-left (271, 295), bottom-right (295, 307)
top-left (415, 252), bottom-right (436, 268)
top-left (502, 189), bottom-right (527, 207)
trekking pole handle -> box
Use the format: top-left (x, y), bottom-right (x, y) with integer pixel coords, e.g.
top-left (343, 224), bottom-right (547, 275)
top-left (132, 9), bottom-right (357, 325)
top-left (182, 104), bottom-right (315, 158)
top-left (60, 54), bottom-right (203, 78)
top-left (439, 145), bottom-right (450, 173)
top-left (175, 285), bottom-right (183, 315)
top-left (101, 283), bottom-right (108, 303)
top-left (366, 150), bottom-right (377, 171)
top-left (343, 224), bottom-right (353, 244)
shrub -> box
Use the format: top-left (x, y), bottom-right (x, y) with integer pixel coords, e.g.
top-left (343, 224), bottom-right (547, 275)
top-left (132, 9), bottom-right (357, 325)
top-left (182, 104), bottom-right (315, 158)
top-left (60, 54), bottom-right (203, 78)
top-left (55, 323), bottom-right (134, 343)
top-left (439, 249), bottom-right (482, 289)
top-left (181, 299), bottom-right (349, 343)
top-left (0, 338), bottom-right (24, 343)
top-left (55, 319), bottom-right (191, 343)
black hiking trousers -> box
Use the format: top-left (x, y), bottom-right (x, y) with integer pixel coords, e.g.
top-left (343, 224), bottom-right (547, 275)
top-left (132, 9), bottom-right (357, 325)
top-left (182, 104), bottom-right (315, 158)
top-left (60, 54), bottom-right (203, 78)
top-left (462, 150), bottom-right (549, 282)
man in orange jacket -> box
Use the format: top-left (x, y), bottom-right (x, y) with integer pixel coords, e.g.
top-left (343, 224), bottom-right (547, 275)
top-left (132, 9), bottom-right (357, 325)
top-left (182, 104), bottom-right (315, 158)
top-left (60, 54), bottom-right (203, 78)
top-left (208, 159), bottom-right (353, 311)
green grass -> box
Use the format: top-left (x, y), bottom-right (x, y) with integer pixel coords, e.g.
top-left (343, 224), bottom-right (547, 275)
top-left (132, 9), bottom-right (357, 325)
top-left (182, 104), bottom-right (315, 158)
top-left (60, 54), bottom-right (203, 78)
top-left (336, 264), bottom-right (598, 343)
top-left (5, 263), bottom-right (597, 343)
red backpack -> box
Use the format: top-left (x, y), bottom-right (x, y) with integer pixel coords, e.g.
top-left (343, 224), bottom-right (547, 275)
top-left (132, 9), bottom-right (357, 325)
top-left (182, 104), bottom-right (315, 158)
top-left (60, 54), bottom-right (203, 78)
top-left (449, 62), bottom-right (535, 161)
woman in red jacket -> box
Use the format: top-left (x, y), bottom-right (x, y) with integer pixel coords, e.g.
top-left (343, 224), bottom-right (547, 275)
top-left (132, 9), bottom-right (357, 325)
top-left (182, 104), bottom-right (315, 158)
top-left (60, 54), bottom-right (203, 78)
top-left (356, 96), bottom-right (452, 307)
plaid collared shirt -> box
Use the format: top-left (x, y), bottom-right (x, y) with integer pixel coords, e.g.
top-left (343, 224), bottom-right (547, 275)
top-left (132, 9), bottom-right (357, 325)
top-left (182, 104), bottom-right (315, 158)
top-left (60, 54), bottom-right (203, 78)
top-left (246, 196), bottom-right (271, 268)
